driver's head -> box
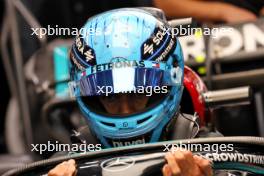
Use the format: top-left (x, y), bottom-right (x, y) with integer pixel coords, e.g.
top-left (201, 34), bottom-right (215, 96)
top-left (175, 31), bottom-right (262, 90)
top-left (69, 8), bottom-right (184, 148)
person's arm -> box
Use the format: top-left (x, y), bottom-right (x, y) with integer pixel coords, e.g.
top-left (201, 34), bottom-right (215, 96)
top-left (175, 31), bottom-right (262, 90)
top-left (153, 0), bottom-right (257, 23)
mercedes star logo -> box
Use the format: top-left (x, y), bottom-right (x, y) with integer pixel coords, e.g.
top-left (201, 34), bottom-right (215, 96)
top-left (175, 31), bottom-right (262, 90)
top-left (100, 156), bottom-right (135, 172)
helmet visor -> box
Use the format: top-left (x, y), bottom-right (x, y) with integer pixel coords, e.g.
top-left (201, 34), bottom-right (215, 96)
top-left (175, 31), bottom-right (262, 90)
top-left (69, 61), bottom-right (182, 97)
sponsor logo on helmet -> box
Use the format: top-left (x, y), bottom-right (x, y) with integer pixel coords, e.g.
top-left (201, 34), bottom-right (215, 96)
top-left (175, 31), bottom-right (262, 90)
top-left (91, 60), bottom-right (145, 74)
top-left (141, 25), bottom-right (176, 62)
top-left (156, 37), bottom-right (176, 62)
top-left (74, 34), bottom-right (96, 66)
top-left (70, 50), bottom-right (86, 71)
top-left (112, 138), bottom-right (146, 147)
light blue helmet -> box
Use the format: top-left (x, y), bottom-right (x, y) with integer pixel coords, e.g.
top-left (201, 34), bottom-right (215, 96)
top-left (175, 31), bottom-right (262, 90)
top-left (69, 8), bottom-right (184, 147)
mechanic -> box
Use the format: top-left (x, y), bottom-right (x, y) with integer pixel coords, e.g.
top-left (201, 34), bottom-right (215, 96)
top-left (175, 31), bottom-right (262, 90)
top-left (48, 8), bottom-right (216, 176)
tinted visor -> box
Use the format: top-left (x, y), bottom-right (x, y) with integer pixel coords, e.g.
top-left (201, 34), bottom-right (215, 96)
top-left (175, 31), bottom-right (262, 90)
top-left (69, 61), bottom-right (182, 97)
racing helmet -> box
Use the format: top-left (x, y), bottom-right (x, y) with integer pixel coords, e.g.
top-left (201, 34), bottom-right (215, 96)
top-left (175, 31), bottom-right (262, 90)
top-left (69, 8), bottom-right (184, 147)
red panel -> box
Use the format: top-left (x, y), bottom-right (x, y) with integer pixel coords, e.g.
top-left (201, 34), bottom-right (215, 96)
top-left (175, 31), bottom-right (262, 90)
top-left (183, 66), bottom-right (209, 126)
